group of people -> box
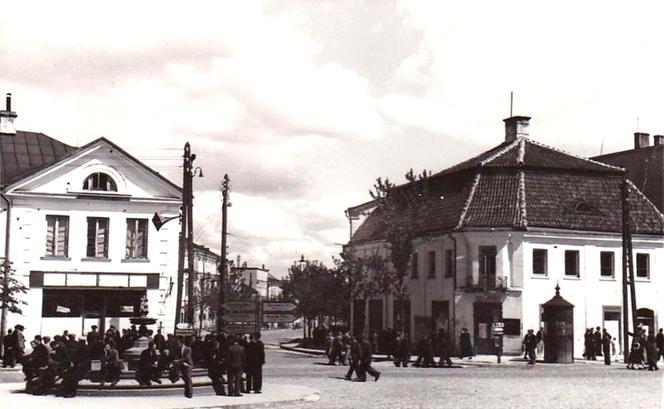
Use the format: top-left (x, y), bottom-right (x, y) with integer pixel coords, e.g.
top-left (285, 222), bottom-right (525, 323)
top-left (1, 323), bottom-right (266, 399)
top-left (626, 327), bottom-right (663, 371)
top-left (583, 326), bottom-right (617, 364)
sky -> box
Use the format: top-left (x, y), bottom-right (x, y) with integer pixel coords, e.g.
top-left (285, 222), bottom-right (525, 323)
top-left (1, 1), bottom-right (664, 277)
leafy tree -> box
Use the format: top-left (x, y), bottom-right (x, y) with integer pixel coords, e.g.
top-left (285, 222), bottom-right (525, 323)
top-left (0, 261), bottom-right (27, 355)
top-left (368, 169), bottom-right (431, 331)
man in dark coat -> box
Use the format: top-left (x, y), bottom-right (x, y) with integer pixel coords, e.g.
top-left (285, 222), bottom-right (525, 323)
top-left (656, 328), bottom-right (664, 363)
top-left (207, 339), bottom-right (225, 395)
top-left (13, 325), bottom-right (26, 364)
top-left (226, 336), bottom-right (246, 397)
top-left (344, 335), bottom-right (362, 380)
top-left (522, 329), bottom-right (538, 364)
top-left (601, 329), bottom-right (612, 365)
top-left (153, 329), bottom-right (166, 353)
top-left (245, 332), bottom-right (265, 393)
top-left (593, 326), bottom-right (602, 358)
top-left (2, 329), bottom-right (15, 368)
top-left (459, 328), bottom-right (473, 359)
top-left (175, 337), bottom-right (194, 398)
top-left (100, 340), bottom-right (122, 387)
top-left (137, 341), bottom-right (160, 386)
top-left (646, 332), bottom-right (659, 371)
top-left (358, 334), bottom-right (380, 382)
top-left (437, 328), bottom-right (453, 367)
top-left (393, 332), bottom-right (410, 367)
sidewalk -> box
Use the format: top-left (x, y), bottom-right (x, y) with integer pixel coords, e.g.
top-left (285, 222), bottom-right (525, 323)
top-left (0, 382), bottom-right (320, 408)
top-left (279, 341), bottom-right (623, 367)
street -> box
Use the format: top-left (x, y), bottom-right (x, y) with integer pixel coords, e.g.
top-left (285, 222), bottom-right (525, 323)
top-left (263, 330), bottom-right (663, 409)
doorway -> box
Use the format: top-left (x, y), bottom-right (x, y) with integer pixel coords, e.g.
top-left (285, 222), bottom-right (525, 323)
top-left (603, 307), bottom-right (621, 354)
top-left (474, 302), bottom-right (502, 354)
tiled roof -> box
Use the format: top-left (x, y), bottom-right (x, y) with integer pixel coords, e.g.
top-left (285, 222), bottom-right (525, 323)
top-left (349, 137), bottom-right (663, 245)
top-left (0, 131), bottom-right (76, 186)
top-left (593, 145), bottom-right (664, 213)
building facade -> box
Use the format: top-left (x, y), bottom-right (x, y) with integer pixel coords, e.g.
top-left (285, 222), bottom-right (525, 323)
top-left (346, 115), bottom-right (664, 356)
top-left (0, 95), bottom-right (181, 342)
top-left (184, 243), bottom-right (220, 334)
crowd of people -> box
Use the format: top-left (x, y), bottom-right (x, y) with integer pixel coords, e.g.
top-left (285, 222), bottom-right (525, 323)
top-left (1, 323), bottom-right (265, 399)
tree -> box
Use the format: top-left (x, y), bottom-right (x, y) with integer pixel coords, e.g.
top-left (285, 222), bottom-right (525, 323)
top-left (192, 272), bottom-right (220, 333)
top-left (368, 169), bottom-right (431, 331)
top-left (0, 261), bottom-right (27, 356)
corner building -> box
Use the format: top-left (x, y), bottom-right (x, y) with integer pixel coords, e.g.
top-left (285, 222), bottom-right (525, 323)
top-left (0, 96), bottom-right (181, 341)
top-left (346, 116), bottom-right (664, 356)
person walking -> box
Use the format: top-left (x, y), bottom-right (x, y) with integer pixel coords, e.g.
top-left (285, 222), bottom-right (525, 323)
top-left (2, 329), bottom-right (15, 368)
top-left (459, 328), bottom-right (473, 360)
top-left (175, 337), bottom-right (194, 398)
top-left (437, 328), bottom-right (452, 367)
top-left (522, 329), bottom-right (538, 364)
top-left (245, 332), bottom-right (265, 393)
top-left (358, 334), bottom-right (380, 382)
top-left (393, 332), bottom-right (410, 368)
top-left (226, 336), bottom-right (246, 397)
top-left (601, 329), bottom-right (612, 365)
top-left (646, 332), bottom-right (659, 371)
top-left (344, 335), bottom-right (362, 380)
top-left (656, 328), bottom-right (664, 363)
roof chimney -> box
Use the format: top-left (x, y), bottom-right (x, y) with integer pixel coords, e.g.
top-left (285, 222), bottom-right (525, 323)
top-left (653, 135), bottom-right (664, 146)
top-left (0, 93), bottom-right (17, 135)
top-left (503, 116), bottom-right (530, 142)
top-left (634, 132), bottom-right (650, 149)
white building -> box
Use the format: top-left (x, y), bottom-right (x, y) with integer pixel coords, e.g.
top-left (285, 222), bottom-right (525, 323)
top-left (231, 262), bottom-right (270, 299)
top-left (346, 115), bottom-right (664, 356)
top-left (186, 243), bottom-right (220, 334)
top-left (0, 95), bottom-right (181, 341)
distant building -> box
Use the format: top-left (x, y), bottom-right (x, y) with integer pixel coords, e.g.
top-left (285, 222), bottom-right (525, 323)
top-left (593, 132), bottom-right (664, 212)
top-left (184, 244), bottom-right (220, 334)
top-left (346, 115), bottom-right (664, 356)
top-left (0, 94), bottom-right (181, 341)
top-left (231, 259), bottom-right (271, 299)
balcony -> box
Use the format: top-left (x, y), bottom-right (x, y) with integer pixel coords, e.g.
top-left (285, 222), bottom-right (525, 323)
top-left (462, 275), bottom-right (508, 293)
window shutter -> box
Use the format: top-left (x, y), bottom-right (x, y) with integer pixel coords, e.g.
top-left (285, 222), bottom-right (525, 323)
top-left (86, 219), bottom-right (96, 257)
top-left (45, 217), bottom-right (55, 256)
top-left (56, 217), bottom-right (68, 257)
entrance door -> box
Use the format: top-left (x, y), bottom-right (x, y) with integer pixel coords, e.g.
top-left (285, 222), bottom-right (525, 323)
top-left (637, 308), bottom-right (655, 334)
top-left (603, 308), bottom-right (621, 354)
top-left (474, 302), bottom-right (502, 354)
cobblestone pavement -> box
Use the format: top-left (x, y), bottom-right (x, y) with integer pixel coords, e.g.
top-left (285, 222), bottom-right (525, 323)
top-left (262, 330), bottom-right (663, 409)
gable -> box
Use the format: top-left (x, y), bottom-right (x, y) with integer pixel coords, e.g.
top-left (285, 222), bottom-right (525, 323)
top-left (5, 138), bottom-right (181, 201)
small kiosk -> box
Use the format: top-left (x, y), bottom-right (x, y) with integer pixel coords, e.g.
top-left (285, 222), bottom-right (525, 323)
top-left (542, 284), bottom-right (574, 363)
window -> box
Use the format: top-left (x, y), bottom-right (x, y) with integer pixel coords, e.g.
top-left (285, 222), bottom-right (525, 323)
top-left (479, 246), bottom-right (497, 289)
top-left (427, 251), bottom-right (436, 278)
top-left (86, 217), bottom-right (109, 258)
top-left (503, 319), bottom-right (521, 336)
top-left (411, 252), bottom-right (419, 278)
top-left (444, 249), bottom-right (454, 278)
top-left (45, 215), bottom-right (69, 257)
top-left (600, 252), bottom-right (614, 278)
top-left (126, 218), bottom-right (148, 259)
top-left (82, 172), bottom-right (117, 192)
top-left (636, 253), bottom-right (650, 279)
top-left (532, 249), bottom-right (547, 275)
top-left (565, 250), bottom-right (580, 277)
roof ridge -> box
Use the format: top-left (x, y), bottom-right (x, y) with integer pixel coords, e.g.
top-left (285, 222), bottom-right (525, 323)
top-left (517, 171), bottom-right (528, 228)
top-left (480, 138), bottom-right (521, 166)
top-left (455, 172), bottom-right (481, 229)
top-left (525, 138), bottom-right (624, 172)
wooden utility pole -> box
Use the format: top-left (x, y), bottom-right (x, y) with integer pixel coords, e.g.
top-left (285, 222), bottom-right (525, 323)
top-left (185, 145), bottom-right (196, 324)
top-left (174, 144), bottom-right (190, 326)
top-left (216, 174), bottom-right (230, 331)
top-left (621, 177), bottom-right (638, 358)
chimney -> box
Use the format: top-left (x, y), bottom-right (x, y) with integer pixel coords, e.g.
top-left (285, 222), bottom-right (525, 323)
top-left (653, 135), bottom-right (664, 146)
top-left (634, 132), bottom-right (650, 149)
top-left (503, 116), bottom-right (530, 142)
top-left (0, 93), bottom-right (17, 135)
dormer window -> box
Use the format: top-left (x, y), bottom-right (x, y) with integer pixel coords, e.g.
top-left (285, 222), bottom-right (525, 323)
top-left (575, 201), bottom-right (591, 213)
top-left (83, 172), bottom-right (117, 192)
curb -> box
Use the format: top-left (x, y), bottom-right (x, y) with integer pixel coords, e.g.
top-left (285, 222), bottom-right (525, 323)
top-left (177, 391), bottom-right (321, 409)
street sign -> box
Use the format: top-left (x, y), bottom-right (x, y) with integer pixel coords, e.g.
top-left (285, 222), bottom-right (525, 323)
top-left (175, 328), bottom-right (195, 337)
top-left (223, 323), bottom-right (259, 334)
top-left (262, 302), bottom-right (296, 313)
top-left (176, 322), bottom-right (193, 329)
top-left (222, 312), bottom-right (258, 322)
top-left (492, 322), bottom-right (504, 328)
top-left (262, 313), bottom-right (297, 323)
top-left (223, 301), bottom-right (257, 312)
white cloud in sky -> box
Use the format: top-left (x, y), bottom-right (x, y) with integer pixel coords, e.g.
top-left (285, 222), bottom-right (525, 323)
top-left (2, 0), bottom-right (664, 275)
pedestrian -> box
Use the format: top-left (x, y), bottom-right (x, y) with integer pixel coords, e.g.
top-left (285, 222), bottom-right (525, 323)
top-left (153, 328), bottom-right (166, 353)
top-left (175, 337), bottom-right (194, 398)
top-left (345, 335), bottom-right (362, 380)
top-left (627, 339), bottom-right (644, 370)
top-left (646, 332), bottom-right (659, 371)
top-left (420, 335), bottom-right (435, 368)
top-left (535, 328), bottom-right (544, 357)
top-left (393, 332), bottom-right (410, 367)
top-left (437, 328), bottom-right (452, 368)
top-left (226, 335), bottom-right (246, 397)
top-left (207, 339), bottom-right (225, 396)
top-left (358, 334), bottom-right (380, 382)
top-left (601, 329), bottom-right (612, 365)
top-left (522, 329), bottom-right (537, 364)
top-left (656, 328), bottom-right (664, 362)
top-left (2, 329), bottom-right (15, 368)
top-left (86, 325), bottom-right (100, 347)
top-left (245, 332), bottom-right (265, 393)
top-left (13, 324), bottom-right (26, 364)
top-left (583, 328), bottom-right (592, 360)
top-left (593, 326), bottom-right (602, 359)
top-left (459, 328), bottom-right (473, 360)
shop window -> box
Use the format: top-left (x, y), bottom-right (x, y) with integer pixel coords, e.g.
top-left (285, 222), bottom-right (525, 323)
top-left (45, 215), bottom-right (69, 257)
top-left (503, 319), bottom-right (521, 336)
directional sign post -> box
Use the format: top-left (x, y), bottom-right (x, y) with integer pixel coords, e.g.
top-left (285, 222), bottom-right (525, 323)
top-left (224, 323), bottom-right (260, 334)
top-left (223, 301), bottom-right (258, 312)
top-left (223, 312), bottom-right (258, 322)
top-left (262, 313), bottom-right (297, 323)
top-left (262, 302), bottom-right (296, 313)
